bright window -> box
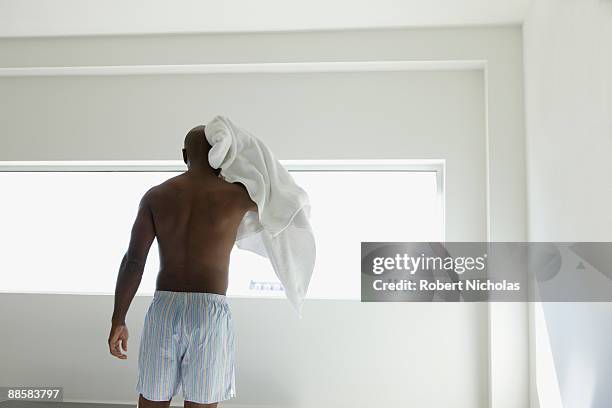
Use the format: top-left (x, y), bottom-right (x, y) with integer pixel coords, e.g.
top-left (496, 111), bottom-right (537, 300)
top-left (0, 160), bottom-right (444, 299)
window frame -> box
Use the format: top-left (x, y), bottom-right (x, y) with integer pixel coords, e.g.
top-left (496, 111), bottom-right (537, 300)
top-left (0, 159), bottom-right (446, 298)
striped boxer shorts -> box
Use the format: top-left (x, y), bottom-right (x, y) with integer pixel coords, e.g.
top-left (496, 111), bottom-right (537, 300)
top-left (136, 290), bottom-right (236, 403)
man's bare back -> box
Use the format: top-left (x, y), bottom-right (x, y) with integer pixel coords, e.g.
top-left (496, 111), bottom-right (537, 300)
top-left (152, 172), bottom-right (254, 294)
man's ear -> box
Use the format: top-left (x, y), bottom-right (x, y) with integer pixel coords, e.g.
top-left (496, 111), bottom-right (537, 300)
top-left (182, 149), bottom-right (187, 165)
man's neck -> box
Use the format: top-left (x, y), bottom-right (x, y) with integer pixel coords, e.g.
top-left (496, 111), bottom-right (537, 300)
top-left (186, 164), bottom-right (219, 179)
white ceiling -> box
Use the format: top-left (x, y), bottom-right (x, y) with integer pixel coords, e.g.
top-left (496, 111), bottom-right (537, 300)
top-left (0, 0), bottom-right (532, 38)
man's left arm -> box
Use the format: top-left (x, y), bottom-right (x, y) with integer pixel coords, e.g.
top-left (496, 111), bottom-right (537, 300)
top-left (108, 189), bottom-right (156, 360)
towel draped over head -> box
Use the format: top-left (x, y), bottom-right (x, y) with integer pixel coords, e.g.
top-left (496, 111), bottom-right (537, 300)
top-left (204, 115), bottom-right (316, 317)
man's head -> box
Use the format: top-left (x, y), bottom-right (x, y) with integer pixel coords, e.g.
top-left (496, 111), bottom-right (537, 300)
top-left (182, 125), bottom-right (213, 171)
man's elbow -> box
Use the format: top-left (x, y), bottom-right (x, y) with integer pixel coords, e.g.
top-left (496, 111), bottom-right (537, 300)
top-left (122, 253), bottom-right (146, 273)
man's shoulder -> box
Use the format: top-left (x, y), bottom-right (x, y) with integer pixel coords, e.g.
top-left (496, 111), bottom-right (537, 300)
top-left (153, 174), bottom-right (185, 194)
top-left (224, 180), bottom-right (257, 212)
top-left (140, 185), bottom-right (161, 205)
top-left (141, 177), bottom-right (178, 203)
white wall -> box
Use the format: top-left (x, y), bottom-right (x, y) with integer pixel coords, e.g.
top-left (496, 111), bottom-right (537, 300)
top-left (523, 1), bottom-right (612, 407)
top-left (0, 26), bottom-right (527, 408)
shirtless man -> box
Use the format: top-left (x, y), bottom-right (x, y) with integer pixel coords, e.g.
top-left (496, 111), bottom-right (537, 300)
top-left (108, 125), bottom-right (256, 408)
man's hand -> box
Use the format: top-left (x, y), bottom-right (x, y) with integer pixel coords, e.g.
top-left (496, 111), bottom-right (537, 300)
top-left (108, 322), bottom-right (129, 360)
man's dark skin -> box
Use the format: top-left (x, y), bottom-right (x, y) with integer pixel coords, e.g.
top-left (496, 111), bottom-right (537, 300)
top-left (108, 125), bottom-right (256, 408)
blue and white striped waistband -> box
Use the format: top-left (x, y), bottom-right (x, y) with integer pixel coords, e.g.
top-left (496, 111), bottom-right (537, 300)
top-left (153, 290), bottom-right (228, 305)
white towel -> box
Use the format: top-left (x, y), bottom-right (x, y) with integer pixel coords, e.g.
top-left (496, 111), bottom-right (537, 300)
top-left (204, 115), bottom-right (316, 317)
